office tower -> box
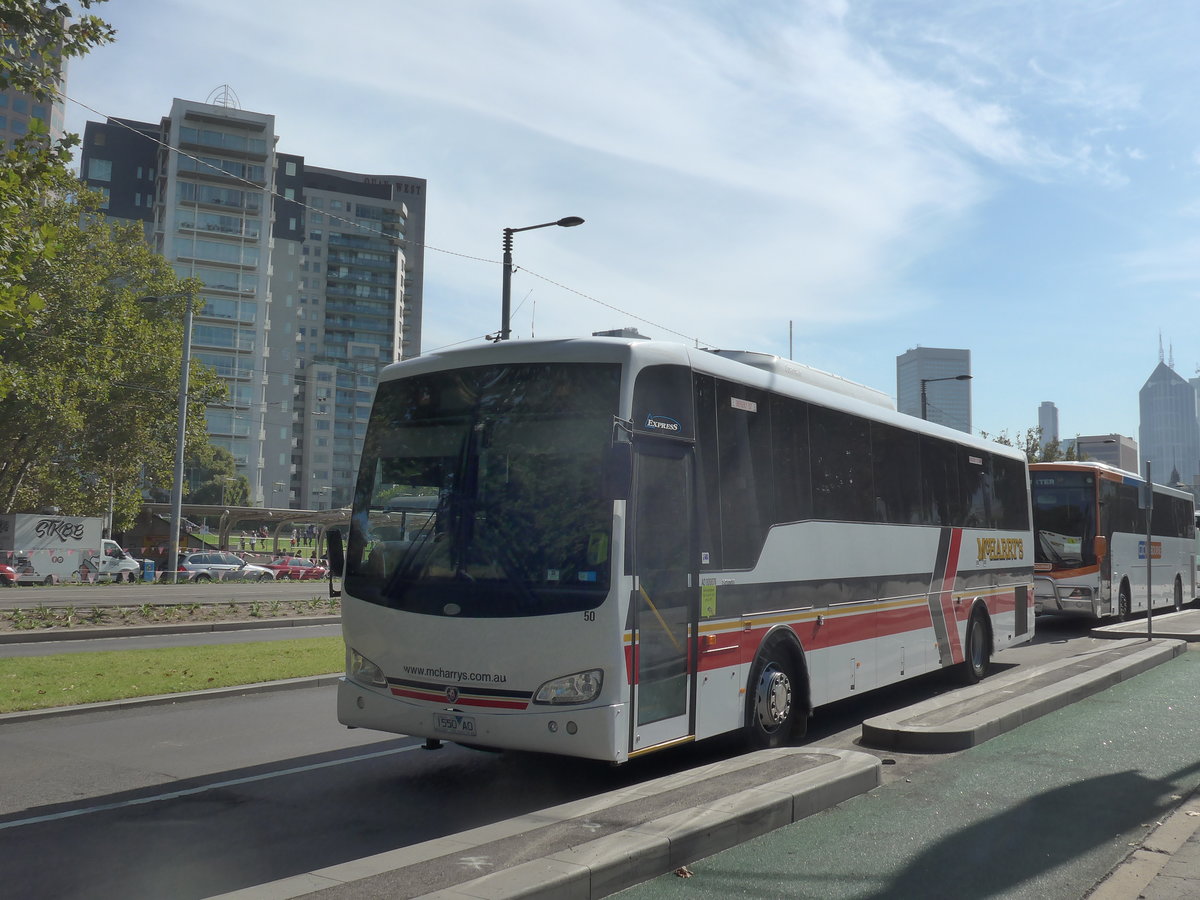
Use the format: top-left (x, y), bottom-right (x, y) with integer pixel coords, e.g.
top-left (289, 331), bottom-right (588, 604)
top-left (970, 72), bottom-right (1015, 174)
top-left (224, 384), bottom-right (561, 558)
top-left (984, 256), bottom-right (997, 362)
top-left (1138, 360), bottom-right (1200, 487)
top-left (1075, 434), bottom-right (1138, 473)
top-left (79, 97), bottom-right (426, 509)
top-left (1038, 402), bottom-right (1059, 450)
top-left (896, 347), bottom-right (972, 434)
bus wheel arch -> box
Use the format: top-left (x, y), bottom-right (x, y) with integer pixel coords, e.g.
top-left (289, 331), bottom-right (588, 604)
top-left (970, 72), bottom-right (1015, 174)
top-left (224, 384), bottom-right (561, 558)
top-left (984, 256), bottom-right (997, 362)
top-left (959, 601), bottom-right (992, 685)
top-left (744, 627), bottom-right (809, 750)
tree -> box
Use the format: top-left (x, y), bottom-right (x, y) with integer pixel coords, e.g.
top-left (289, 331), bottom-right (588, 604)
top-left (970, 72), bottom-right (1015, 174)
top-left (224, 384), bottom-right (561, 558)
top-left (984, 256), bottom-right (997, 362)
top-left (180, 445), bottom-right (250, 506)
top-left (0, 2), bottom-right (115, 333)
top-left (0, 183), bottom-right (226, 529)
top-left (0, 2), bottom-right (115, 97)
top-left (981, 426), bottom-right (1079, 463)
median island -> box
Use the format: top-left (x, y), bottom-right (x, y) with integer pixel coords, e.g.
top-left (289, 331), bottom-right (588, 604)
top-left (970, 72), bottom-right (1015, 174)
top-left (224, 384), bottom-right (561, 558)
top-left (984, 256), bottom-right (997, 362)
top-left (0, 597), bottom-right (344, 713)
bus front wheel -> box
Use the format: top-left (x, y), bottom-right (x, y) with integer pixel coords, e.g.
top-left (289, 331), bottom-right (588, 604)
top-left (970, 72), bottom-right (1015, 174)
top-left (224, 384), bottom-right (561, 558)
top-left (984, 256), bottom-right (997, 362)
top-left (1118, 581), bottom-right (1132, 621)
top-left (1175, 576), bottom-right (1184, 611)
top-left (745, 642), bottom-right (805, 750)
top-left (959, 608), bottom-right (991, 685)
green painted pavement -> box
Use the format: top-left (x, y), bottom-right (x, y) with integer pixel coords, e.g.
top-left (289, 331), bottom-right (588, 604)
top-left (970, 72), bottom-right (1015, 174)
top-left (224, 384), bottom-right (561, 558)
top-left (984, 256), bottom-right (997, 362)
top-left (617, 649), bottom-right (1200, 900)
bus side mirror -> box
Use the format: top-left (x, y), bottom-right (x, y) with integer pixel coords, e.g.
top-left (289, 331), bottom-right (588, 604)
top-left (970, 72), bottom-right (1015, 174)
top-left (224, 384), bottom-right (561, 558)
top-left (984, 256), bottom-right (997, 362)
top-left (327, 529), bottom-right (345, 578)
top-left (1093, 535), bottom-right (1107, 561)
top-left (601, 442), bottom-right (632, 500)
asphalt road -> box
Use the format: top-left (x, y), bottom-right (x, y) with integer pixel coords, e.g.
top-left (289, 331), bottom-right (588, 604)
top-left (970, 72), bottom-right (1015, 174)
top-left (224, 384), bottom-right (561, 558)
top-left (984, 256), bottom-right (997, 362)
top-left (0, 615), bottom-right (1110, 899)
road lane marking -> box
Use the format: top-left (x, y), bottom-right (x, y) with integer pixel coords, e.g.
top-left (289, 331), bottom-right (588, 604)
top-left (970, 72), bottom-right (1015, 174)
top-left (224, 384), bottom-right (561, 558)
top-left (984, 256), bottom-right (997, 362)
top-left (0, 743), bottom-right (422, 831)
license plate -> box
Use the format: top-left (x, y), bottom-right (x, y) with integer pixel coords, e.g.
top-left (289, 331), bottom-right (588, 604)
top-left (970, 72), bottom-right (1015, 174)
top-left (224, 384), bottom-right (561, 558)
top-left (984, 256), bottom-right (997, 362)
top-left (433, 712), bottom-right (477, 738)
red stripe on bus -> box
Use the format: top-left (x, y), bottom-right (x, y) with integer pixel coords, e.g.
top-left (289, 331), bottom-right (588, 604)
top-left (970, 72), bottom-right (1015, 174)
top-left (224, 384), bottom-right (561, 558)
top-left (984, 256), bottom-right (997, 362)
top-left (938, 529), bottom-right (965, 663)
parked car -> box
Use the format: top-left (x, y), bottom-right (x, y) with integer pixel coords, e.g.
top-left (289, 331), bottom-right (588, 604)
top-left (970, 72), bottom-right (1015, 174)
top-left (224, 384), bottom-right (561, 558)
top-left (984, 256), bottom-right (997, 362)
top-left (177, 551), bottom-right (275, 583)
top-left (0, 562), bottom-right (15, 586)
top-left (263, 556), bottom-right (329, 580)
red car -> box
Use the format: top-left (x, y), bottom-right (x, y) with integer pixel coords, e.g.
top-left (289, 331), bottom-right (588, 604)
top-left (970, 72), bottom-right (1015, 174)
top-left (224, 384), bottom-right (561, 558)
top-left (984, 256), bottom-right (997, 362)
top-left (264, 556), bottom-right (329, 580)
top-left (0, 562), bottom-right (15, 586)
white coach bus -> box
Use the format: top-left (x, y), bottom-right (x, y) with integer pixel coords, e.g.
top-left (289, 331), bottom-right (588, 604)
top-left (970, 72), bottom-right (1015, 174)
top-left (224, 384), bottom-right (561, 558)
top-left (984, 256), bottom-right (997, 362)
top-left (330, 337), bottom-right (1034, 763)
top-left (1031, 461), bottom-right (1195, 619)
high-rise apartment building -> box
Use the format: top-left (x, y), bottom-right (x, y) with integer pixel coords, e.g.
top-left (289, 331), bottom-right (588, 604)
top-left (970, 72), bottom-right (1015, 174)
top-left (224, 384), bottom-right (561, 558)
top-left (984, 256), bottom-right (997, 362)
top-left (896, 347), bottom-right (972, 434)
top-left (79, 98), bottom-right (426, 510)
top-left (1138, 361), bottom-right (1200, 487)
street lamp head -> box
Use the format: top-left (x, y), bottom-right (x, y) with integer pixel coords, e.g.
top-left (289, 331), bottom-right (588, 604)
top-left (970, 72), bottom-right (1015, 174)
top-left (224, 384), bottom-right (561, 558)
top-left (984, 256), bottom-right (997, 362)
top-left (556, 216), bottom-right (585, 228)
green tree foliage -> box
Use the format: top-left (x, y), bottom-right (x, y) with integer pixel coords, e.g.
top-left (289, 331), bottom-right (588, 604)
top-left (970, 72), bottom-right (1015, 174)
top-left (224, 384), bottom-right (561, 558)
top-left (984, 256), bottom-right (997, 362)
top-left (0, 1), bottom-right (114, 97)
top-left (0, 184), bottom-right (226, 528)
top-left (0, 1), bottom-right (115, 332)
top-left (981, 426), bottom-right (1079, 463)
top-left (180, 444), bottom-right (250, 506)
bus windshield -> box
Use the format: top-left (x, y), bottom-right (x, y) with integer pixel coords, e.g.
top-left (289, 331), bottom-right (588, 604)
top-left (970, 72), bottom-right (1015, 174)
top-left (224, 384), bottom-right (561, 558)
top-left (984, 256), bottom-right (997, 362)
top-left (1031, 471), bottom-right (1096, 568)
top-left (345, 361), bottom-right (621, 617)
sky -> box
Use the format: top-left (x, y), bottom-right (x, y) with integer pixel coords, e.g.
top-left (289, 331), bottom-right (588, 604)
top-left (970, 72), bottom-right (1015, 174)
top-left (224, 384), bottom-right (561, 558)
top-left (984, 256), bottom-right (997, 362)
top-left (60, 0), bottom-right (1200, 443)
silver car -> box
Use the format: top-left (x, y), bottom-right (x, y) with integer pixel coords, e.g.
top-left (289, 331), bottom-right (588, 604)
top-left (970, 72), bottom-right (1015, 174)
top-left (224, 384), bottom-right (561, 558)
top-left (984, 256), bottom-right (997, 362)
top-left (178, 551), bottom-right (275, 583)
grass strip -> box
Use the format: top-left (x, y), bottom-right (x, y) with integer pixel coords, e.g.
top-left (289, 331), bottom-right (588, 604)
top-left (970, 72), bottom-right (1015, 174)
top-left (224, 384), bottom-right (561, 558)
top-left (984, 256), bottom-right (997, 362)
top-left (0, 637), bottom-right (343, 713)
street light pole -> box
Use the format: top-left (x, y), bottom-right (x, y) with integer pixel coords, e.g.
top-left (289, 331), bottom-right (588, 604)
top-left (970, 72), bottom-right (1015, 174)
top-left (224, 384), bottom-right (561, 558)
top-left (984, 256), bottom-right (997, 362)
top-left (498, 216), bottom-right (584, 341)
top-left (920, 374), bottom-right (973, 421)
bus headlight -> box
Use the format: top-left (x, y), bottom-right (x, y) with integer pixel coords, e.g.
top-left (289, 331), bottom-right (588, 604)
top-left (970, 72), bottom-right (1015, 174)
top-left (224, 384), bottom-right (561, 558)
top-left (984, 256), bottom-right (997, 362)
top-left (348, 649), bottom-right (386, 687)
top-left (533, 669), bottom-right (603, 705)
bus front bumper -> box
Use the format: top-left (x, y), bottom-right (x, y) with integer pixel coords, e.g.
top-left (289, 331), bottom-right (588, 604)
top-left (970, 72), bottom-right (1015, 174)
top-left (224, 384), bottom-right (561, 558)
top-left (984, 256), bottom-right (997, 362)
top-left (337, 676), bottom-right (628, 762)
top-left (1034, 575), bottom-right (1101, 617)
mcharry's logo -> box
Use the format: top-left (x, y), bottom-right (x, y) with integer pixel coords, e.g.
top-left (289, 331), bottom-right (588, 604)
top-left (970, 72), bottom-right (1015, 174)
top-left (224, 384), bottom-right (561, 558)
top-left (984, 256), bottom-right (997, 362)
top-left (645, 414), bottom-right (681, 432)
top-left (977, 537), bottom-right (1024, 562)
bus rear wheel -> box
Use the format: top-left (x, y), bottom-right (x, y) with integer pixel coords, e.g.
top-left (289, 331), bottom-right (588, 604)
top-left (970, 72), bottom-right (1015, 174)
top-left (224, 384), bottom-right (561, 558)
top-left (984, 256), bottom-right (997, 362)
top-left (745, 643), bottom-right (805, 750)
top-left (1175, 576), bottom-right (1184, 611)
top-left (960, 608), bottom-right (991, 685)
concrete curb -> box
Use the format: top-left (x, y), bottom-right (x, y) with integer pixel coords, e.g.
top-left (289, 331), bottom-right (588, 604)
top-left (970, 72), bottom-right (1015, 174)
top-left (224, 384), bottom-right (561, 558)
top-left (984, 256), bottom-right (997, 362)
top-left (0, 616), bottom-right (341, 644)
top-left (206, 748), bottom-right (882, 900)
top-left (861, 637), bottom-right (1186, 752)
top-left (1092, 608), bottom-right (1200, 643)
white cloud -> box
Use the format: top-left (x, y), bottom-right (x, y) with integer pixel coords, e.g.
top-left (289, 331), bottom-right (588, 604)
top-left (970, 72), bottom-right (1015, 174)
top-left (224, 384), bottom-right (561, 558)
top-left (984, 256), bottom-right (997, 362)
top-left (173, 0), bottom-right (1046, 347)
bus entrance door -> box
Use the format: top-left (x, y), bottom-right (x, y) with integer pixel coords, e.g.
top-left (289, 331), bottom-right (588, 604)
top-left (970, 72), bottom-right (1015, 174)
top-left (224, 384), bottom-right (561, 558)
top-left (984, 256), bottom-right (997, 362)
top-left (630, 445), bottom-right (696, 753)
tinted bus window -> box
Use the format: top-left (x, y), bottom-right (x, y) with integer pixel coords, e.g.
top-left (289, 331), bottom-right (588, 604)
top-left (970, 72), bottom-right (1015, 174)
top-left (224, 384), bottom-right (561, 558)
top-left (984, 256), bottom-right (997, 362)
top-left (810, 405), bottom-right (873, 522)
top-left (991, 454), bottom-right (1030, 530)
top-left (960, 451), bottom-right (992, 528)
top-left (717, 381), bottom-right (773, 567)
top-left (871, 422), bottom-right (921, 524)
top-left (921, 436), bottom-right (961, 526)
top-left (1100, 480), bottom-right (1141, 536)
top-left (771, 394), bottom-right (812, 525)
